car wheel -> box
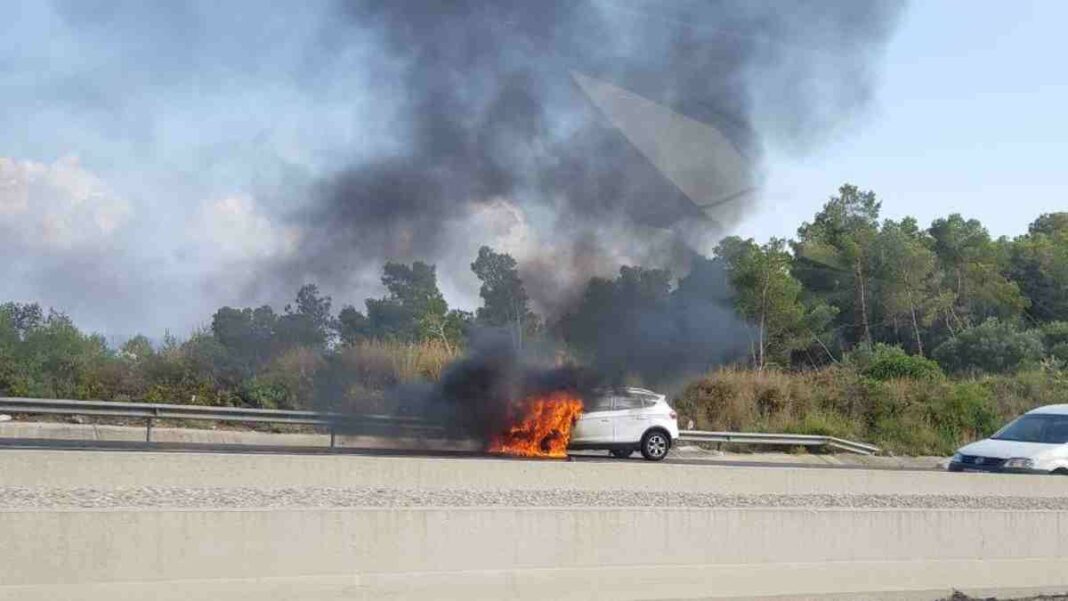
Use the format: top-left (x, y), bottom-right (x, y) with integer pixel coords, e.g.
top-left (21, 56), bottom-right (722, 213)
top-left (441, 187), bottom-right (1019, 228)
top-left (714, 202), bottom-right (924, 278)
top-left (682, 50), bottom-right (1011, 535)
top-left (610, 449), bottom-right (633, 459)
top-left (640, 430), bottom-right (670, 461)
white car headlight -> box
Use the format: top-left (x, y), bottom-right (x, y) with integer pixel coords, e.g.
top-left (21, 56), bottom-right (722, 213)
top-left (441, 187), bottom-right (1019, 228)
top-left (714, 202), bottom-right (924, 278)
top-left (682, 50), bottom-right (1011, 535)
top-left (950, 453), bottom-right (963, 463)
top-left (1003, 457), bottom-right (1035, 469)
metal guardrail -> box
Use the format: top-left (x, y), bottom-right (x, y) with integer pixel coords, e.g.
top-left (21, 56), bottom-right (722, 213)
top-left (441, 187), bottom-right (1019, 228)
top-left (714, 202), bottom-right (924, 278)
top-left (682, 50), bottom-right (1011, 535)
top-left (0, 397), bottom-right (439, 447)
top-left (0, 396), bottom-right (880, 455)
top-left (677, 430), bottom-right (880, 455)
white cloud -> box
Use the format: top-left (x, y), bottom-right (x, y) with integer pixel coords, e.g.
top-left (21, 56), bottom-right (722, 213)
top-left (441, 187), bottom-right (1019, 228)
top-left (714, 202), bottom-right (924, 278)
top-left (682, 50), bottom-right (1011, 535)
top-left (192, 193), bottom-right (301, 264)
top-left (0, 155), bottom-right (130, 251)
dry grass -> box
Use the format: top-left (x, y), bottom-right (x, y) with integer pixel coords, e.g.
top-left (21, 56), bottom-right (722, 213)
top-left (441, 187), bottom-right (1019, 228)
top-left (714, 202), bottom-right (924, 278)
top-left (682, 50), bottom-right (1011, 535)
top-left (336, 339), bottom-right (459, 387)
top-left (674, 366), bottom-right (1068, 456)
top-left (323, 339), bottom-right (461, 414)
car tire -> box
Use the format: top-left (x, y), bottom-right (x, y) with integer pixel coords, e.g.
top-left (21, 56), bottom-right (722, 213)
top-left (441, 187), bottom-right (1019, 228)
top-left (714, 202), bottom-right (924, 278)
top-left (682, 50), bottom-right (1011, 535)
top-left (640, 430), bottom-right (670, 461)
top-left (610, 449), bottom-right (633, 459)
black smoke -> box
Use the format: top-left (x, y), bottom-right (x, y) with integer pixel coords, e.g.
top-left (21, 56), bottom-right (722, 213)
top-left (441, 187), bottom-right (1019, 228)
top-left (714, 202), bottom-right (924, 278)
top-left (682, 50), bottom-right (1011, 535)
top-left (322, 331), bottom-right (605, 446)
top-left (268, 0), bottom-right (908, 313)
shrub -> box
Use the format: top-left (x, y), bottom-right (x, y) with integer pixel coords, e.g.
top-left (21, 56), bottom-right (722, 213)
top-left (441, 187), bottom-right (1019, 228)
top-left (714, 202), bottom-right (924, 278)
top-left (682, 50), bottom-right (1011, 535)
top-left (933, 319), bottom-right (1044, 375)
top-left (673, 363), bottom-right (1056, 456)
top-left (860, 344), bottom-right (944, 381)
top-left (1041, 322), bottom-right (1068, 363)
top-left (928, 382), bottom-right (1000, 447)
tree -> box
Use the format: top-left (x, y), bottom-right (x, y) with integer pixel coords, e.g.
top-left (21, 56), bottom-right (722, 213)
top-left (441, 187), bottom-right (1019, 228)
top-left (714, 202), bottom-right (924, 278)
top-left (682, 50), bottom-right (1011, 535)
top-left (716, 237), bottom-right (829, 369)
top-left (873, 218), bottom-right (939, 355)
top-left (120, 335), bottom-right (155, 362)
top-left (210, 305), bottom-right (278, 372)
top-left (793, 184), bottom-right (881, 348)
top-left (560, 266), bottom-right (674, 379)
top-left (1040, 321), bottom-right (1068, 363)
top-left (1007, 213), bottom-right (1068, 323)
top-left (471, 246), bottom-right (538, 347)
top-left (336, 306), bottom-right (370, 346)
top-left (0, 302), bottom-right (43, 341)
top-left (278, 284), bottom-right (335, 349)
top-left (928, 214), bottom-right (1026, 328)
top-left (364, 262), bottom-right (466, 348)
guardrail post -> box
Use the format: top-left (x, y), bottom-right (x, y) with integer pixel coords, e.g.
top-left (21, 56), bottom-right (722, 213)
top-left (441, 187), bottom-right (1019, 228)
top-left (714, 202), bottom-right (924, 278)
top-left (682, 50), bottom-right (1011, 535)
top-left (146, 417), bottom-right (154, 443)
top-left (329, 423), bottom-right (336, 449)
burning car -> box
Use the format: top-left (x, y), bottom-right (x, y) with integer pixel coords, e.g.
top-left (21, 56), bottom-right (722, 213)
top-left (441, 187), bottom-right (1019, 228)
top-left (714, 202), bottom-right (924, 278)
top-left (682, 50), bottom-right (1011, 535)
top-left (569, 387), bottom-right (680, 461)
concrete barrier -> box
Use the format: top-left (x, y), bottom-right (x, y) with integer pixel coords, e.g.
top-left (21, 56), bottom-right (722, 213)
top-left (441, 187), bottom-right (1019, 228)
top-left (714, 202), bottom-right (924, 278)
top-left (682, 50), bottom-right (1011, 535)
top-left (2, 450), bottom-right (1068, 600)
top-left (2, 506), bottom-right (1068, 600)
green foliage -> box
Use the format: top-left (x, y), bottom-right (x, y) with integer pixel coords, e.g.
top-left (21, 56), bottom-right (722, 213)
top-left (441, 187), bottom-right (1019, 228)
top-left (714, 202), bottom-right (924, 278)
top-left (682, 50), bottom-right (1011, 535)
top-left (933, 319), bottom-right (1045, 375)
top-left (1008, 213), bottom-right (1068, 322)
top-left (929, 214), bottom-right (1027, 325)
top-left (716, 236), bottom-right (834, 368)
top-left (871, 218), bottom-right (940, 355)
top-left (363, 261), bottom-right (463, 348)
top-left (927, 382), bottom-right (1000, 447)
top-left (793, 184), bottom-right (882, 347)
top-left (676, 366), bottom-right (1039, 455)
top-left (2, 188), bottom-right (1066, 458)
top-left (336, 305), bottom-right (370, 346)
top-left (471, 246), bottom-right (539, 345)
top-left (279, 284), bottom-right (335, 349)
top-left (848, 344), bottom-right (944, 381)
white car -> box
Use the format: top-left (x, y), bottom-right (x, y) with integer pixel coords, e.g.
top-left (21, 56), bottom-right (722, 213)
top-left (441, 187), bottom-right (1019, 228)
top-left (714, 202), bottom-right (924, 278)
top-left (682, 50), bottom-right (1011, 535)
top-left (570, 387), bottom-right (680, 461)
top-left (948, 404), bottom-right (1068, 474)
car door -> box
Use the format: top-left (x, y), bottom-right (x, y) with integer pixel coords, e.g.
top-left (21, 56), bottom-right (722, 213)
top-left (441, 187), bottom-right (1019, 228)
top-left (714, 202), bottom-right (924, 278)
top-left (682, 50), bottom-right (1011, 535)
top-left (572, 394), bottom-right (615, 444)
top-left (611, 393), bottom-right (651, 444)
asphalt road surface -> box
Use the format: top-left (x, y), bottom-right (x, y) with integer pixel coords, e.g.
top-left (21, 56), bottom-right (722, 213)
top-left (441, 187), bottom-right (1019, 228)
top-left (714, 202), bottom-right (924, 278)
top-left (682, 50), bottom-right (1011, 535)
top-left (0, 435), bottom-right (942, 471)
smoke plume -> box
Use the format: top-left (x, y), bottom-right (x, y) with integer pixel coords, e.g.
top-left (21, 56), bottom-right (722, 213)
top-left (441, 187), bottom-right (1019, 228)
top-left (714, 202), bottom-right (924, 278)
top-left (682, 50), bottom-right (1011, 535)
top-left (322, 331), bottom-right (603, 445)
top-left (268, 0), bottom-right (907, 316)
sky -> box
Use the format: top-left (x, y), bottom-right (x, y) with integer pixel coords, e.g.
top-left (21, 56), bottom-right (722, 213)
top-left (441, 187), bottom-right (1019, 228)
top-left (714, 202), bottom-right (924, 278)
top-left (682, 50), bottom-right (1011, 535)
top-left (2, 1), bottom-right (1066, 337)
top-left (738, 0), bottom-right (1068, 241)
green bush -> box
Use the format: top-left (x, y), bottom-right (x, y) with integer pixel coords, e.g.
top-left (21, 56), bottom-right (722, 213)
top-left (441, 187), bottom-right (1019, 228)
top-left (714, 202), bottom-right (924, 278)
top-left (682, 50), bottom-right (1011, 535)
top-left (927, 382), bottom-right (1000, 448)
top-left (859, 344), bottom-right (944, 381)
top-left (933, 319), bottom-right (1045, 375)
top-left (673, 364), bottom-right (1068, 456)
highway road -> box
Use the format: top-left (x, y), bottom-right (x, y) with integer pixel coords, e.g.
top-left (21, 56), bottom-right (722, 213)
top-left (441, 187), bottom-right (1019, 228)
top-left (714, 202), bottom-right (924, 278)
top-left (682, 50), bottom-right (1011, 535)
top-left (1, 447), bottom-right (1067, 599)
top-left (0, 434), bottom-right (942, 471)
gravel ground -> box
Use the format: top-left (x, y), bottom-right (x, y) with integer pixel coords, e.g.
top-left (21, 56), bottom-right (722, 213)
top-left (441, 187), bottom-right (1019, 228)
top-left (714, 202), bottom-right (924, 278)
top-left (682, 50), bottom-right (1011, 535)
top-left (5, 487), bottom-right (1068, 510)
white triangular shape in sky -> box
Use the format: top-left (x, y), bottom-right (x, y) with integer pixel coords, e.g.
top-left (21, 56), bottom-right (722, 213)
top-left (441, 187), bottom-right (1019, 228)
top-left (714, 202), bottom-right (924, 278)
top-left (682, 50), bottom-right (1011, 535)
top-left (571, 71), bottom-right (753, 219)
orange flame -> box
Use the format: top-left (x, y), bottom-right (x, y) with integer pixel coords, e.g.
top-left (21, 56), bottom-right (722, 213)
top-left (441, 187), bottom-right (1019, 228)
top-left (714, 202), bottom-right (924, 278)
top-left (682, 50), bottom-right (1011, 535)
top-left (488, 391), bottom-right (584, 458)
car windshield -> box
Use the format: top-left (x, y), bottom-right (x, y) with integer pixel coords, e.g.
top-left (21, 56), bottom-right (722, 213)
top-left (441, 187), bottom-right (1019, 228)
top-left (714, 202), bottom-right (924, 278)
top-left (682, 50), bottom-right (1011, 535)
top-left (992, 414), bottom-right (1068, 444)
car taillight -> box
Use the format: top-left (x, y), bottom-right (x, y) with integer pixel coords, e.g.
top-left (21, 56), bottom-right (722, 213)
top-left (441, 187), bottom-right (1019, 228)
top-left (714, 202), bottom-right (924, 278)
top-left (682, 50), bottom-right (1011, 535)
top-left (669, 410), bottom-right (677, 419)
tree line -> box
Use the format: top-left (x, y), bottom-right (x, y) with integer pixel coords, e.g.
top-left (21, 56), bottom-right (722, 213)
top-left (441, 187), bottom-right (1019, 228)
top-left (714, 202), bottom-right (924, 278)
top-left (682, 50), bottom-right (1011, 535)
top-left (718, 184), bottom-right (1068, 375)
top-left (1, 183), bottom-right (1067, 411)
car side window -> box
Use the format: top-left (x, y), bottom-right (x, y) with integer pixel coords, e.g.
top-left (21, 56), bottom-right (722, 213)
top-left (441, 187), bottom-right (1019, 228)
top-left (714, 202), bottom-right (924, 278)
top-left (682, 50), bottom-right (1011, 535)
top-left (584, 395), bottom-right (613, 413)
top-left (613, 395), bottom-right (645, 410)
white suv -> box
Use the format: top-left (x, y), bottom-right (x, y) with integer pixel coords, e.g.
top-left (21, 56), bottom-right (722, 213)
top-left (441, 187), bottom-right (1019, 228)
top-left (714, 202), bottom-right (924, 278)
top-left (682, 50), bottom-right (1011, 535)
top-left (570, 387), bottom-right (680, 461)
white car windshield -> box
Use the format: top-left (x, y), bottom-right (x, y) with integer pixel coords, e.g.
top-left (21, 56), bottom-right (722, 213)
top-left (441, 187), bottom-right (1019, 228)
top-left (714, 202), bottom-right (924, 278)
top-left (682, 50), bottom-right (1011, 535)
top-left (992, 414), bottom-right (1068, 444)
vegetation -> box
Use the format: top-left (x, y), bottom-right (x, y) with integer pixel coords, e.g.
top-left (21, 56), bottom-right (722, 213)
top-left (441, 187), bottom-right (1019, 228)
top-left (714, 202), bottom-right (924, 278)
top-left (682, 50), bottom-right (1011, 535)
top-left (3, 185), bottom-right (1068, 455)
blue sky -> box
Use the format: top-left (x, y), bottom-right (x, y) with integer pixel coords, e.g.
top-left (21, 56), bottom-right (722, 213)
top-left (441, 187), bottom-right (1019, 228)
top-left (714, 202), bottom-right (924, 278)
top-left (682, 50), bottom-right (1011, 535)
top-left (741, 0), bottom-right (1068, 241)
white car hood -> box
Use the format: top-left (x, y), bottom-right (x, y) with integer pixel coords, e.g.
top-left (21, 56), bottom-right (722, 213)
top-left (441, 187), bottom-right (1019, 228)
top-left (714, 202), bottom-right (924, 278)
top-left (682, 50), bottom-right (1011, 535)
top-left (958, 438), bottom-right (1061, 460)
